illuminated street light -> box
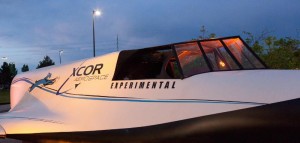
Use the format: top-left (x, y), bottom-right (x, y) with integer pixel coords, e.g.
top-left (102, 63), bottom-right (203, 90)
top-left (92, 9), bottom-right (102, 57)
top-left (94, 10), bottom-right (101, 16)
top-left (59, 50), bottom-right (63, 64)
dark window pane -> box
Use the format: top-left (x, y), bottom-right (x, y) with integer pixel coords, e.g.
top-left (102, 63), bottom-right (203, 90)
top-left (175, 42), bottom-right (209, 77)
top-left (113, 47), bottom-right (181, 80)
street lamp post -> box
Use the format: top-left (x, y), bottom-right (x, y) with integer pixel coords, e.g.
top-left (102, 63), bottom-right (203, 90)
top-left (59, 50), bottom-right (63, 64)
top-left (92, 9), bottom-right (101, 57)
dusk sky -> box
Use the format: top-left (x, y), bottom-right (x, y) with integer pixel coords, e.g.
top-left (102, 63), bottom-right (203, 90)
top-left (0, 0), bottom-right (299, 71)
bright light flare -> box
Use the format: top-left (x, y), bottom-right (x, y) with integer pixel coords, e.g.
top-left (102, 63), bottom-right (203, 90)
top-left (93, 10), bottom-right (102, 16)
top-left (219, 61), bottom-right (226, 67)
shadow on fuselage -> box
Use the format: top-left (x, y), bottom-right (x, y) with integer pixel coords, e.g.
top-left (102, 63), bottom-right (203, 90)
top-left (6, 98), bottom-right (300, 143)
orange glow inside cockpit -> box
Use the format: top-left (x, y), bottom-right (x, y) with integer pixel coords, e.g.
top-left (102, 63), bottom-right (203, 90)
top-left (219, 61), bottom-right (226, 67)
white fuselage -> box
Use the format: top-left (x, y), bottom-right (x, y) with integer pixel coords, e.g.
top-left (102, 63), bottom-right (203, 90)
top-left (0, 52), bottom-right (299, 135)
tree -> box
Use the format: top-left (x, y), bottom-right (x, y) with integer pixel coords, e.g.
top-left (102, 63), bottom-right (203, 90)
top-left (209, 33), bottom-right (216, 39)
top-left (9, 63), bottom-right (18, 78)
top-left (21, 64), bottom-right (29, 72)
top-left (243, 29), bottom-right (272, 46)
top-left (0, 62), bottom-right (10, 87)
top-left (36, 55), bottom-right (55, 69)
top-left (198, 25), bottom-right (217, 40)
top-left (264, 36), bottom-right (276, 50)
top-left (242, 30), bottom-right (300, 69)
top-left (252, 41), bottom-right (264, 57)
top-left (242, 31), bottom-right (255, 45)
top-left (264, 37), bottom-right (300, 69)
top-left (199, 25), bottom-right (207, 40)
top-left (0, 62), bottom-right (18, 89)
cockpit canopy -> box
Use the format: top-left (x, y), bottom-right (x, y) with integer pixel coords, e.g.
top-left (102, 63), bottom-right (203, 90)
top-left (113, 36), bottom-right (266, 80)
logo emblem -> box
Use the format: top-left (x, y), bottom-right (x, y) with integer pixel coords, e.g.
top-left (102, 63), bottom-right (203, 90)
top-left (29, 73), bottom-right (57, 92)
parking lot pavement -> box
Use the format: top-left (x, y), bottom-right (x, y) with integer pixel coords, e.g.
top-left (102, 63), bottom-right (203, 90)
top-left (0, 138), bottom-right (22, 143)
top-left (0, 104), bottom-right (10, 113)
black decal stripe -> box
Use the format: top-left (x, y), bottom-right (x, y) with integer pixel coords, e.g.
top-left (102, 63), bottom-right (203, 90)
top-left (45, 86), bottom-right (266, 105)
top-left (11, 77), bottom-right (32, 84)
top-left (11, 77), bottom-right (32, 85)
top-left (65, 92), bottom-right (266, 105)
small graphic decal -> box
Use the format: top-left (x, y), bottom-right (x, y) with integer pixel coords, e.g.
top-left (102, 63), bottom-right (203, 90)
top-left (29, 73), bottom-right (57, 92)
top-left (75, 83), bottom-right (81, 89)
